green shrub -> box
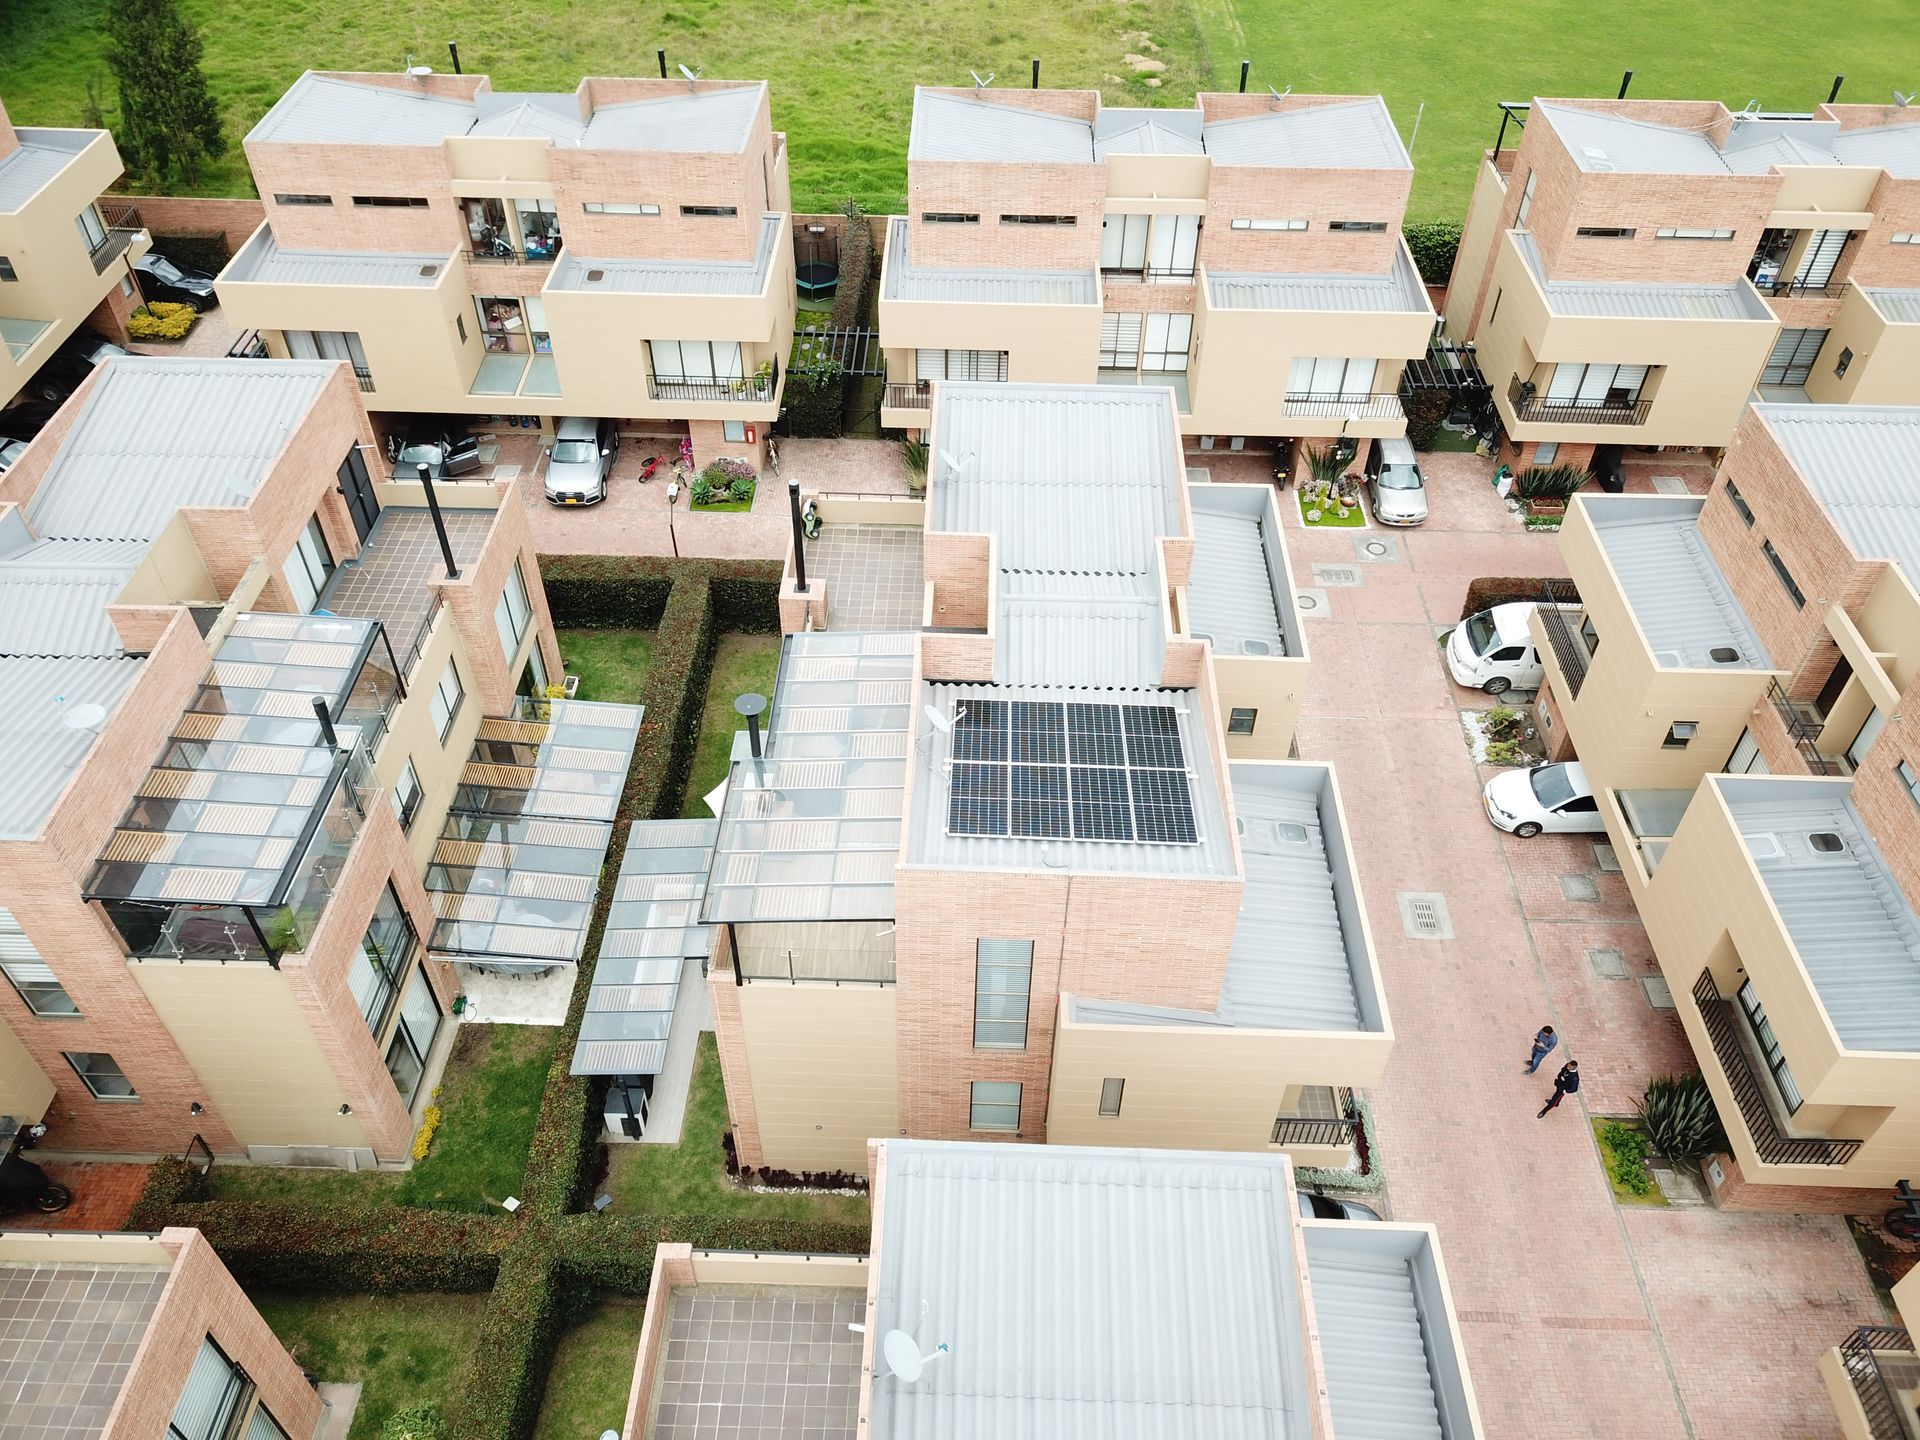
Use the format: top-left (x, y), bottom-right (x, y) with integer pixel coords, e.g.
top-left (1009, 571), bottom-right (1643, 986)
top-left (1404, 220), bottom-right (1463, 285)
top-left (903, 438), bottom-right (928, 490)
top-left (381, 1403), bottom-right (447, 1440)
top-left (828, 199), bottom-right (875, 330)
top-left (1402, 388), bottom-right (1451, 452)
top-left (1484, 738), bottom-right (1527, 766)
top-left (1482, 705), bottom-right (1524, 742)
top-left (1460, 576), bottom-right (1578, 621)
top-left (148, 227), bottom-right (228, 276)
top-left (127, 301), bottom-right (197, 340)
top-left (533, 557), bottom-right (780, 632)
top-left (696, 458), bottom-right (757, 505)
top-left (1514, 464), bottom-right (1590, 501)
top-left (1638, 1073), bottom-right (1727, 1163)
top-left (1599, 1121), bottom-right (1655, 1197)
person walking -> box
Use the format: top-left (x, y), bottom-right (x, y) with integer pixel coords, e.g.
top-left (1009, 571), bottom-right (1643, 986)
top-left (1538, 1059), bottom-right (1580, 1118)
top-left (1525, 1025), bottom-right (1558, 1074)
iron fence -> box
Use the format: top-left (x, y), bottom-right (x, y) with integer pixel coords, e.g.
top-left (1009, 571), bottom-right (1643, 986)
top-left (1692, 969), bottom-right (1863, 1166)
top-left (1508, 376), bottom-right (1651, 426)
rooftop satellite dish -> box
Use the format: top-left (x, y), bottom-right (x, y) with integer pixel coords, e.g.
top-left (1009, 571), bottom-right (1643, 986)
top-left (922, 703), bottom-right (955, 735)
top-left (970, 70), bottom-right (995, 91)
top-left (939, 448), bottom-right (974, 481)
top-left (1896, 90), bottom-right (1917, 109)
top-left (679, 63), bottom-right (705, 91)
top-left (63, 702), bottom-right (109, 734)
top-left (879, 1329), bottom-right (950, 1383)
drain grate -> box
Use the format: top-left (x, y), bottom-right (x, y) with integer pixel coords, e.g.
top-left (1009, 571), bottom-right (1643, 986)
top-left (1314, 564), bottom-right (1364, 587)
top-left (1355, 535), bottom-right (1400, 563)
top-left (1397, 890), bottom-right (1454, 940)
top-left (1591, 842), bottom-right (1621, 873)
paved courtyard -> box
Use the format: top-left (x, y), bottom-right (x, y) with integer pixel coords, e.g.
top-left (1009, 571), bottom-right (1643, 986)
top-left (1262, 448), bottom-right (1882, 1439)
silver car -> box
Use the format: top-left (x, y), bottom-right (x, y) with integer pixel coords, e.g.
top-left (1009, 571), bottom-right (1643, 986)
top-left (1365, 435), bottom-right (1430, 526)
top-left (544, 416), bottom-right (620, 506)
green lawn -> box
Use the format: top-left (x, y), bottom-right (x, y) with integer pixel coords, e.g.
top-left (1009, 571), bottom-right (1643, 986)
top-left (679, 633), bottom-right (780, 820)
top-left (1296, 488), bottom-right (1366, 528)
top-left (205, 1023), bottom-right (559, 1208)
top-left (1592, 1118), bottom-right (1668, 1207)
top-left (559, 628), bottom-right (654, 705)
top-left (530, 1300), bottom-right (647, 1440)
top-left (12, 3), bottom-right (1911, 219)
top-left (604, 1033), bottom-right (870, 1227)
top-left (256, 1291), bottom-right (487, 1440)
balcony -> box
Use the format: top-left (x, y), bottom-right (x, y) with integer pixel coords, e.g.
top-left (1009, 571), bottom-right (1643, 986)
top-left (1768, 678), bottom-right (1849, 776)
top-left (1508, 376), bottom-right (1650, 427)
top-left (1281, 391), bottom-right (1405, 423)
top-left (1756, 276), bottom-right (1850, 301)
top-left (1835, 1325), bottom-right (1920, 1440)
top-left (318, 507), bottom-right (496, 683)
top-left (1271, 1088), bottom-right (1359, 1148)
top-left (1535, 580), bottom-right (1590, 699)
top-left (88, 201), bottom-right (148, 275)
top-left (1102, 264), bottom-right (1198, 285)
top-left (884, 382), bottom-right (930, 411)
top-left (1691, 969), bottom-right (1863, 1167)
top-left (648, 354), bottom-right (779, 404)
top-left (463, 239), bottom-right (562, 267)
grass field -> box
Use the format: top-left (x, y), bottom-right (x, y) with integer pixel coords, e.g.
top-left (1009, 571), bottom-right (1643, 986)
top-left (680, 633), bottom-right (778, 819)
top-left (4, 2), bottom-right (1912, 220)
top-left (558, 627), bottom-right (654, 705)
top-left (530, 1300), bottom-right (647, 1440)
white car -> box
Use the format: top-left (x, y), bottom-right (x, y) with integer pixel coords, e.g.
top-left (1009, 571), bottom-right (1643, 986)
top-left (544, 416), bottom-right (620, 506)
top-left (0, 437), bottom-right (28, 474)
top-left (1448, 602), bottom-right (1547, 695)
top-left (1483, 761), bottom-right (1605, 838)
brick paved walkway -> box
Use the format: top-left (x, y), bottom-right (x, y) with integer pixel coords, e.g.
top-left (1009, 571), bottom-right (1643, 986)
top-left (23, 1162), bottom-right (151, 1232)
top-left (1284, 450), bottom-right (1881, 1439)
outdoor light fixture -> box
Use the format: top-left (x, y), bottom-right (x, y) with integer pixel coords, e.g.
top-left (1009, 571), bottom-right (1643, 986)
top-left (189, 1102), bottom-right (203, 1116)
top-left (338, 1103), bottom-right (353, 1116)
top-left (665, 480), bottom-right (681, 559)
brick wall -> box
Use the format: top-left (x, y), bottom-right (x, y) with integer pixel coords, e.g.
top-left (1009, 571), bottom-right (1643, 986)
top-left (1847, 694), bottom-right (1920, 915)
top-left (1844, 173), bottom-right (1920, 288)
top-left (1550, 170), bottom-right (1778, 284)
top-left (705, 929), bottom-right (767, 1165)
top-left (119, 196), bottom-right (267, 256)
top-left (918, 87), bottom-right (1099, 123)
top-left (246, 142), bottom-right (464, 253)
top-left (1200, 167), bottom-right (1410, 275)
top-left (907, 160), bottom-right (1105, 268)
top-left (1704, 1149), bottom-right (1896, 1214)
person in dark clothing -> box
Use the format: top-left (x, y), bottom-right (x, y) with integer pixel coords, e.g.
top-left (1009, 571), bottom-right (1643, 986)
top-left (1538, 1059), bottom-right (1580, 1117)
top-left (1525, 1025), bottom-right (1558, 1074)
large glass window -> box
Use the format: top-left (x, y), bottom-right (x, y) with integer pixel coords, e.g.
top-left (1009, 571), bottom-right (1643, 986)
top-left (969, 1080), bottom-right (1022, 1132)
top-left (915, 349), bottom-right (1008, 382)
top-left (1544, 362), bottom-right (1649, 408)
top-left (973, 939), bottom-right (1033, 1049)
top-left (1100, 313), bottom-right (1192, 374)
top-left (384, 966), bottom-right (443, 1107)
top-left (476, 297), bottom-right (527, 354)
top-left (1101, 213), bottom-right (1150, 272)
top-left (1762, 540), bottom-right (1805, 609)
top-left (168, 1337), bottom-right (250, 1440)
top-left (0, 907), bottom-right (78, 1016)
top-left (284, 330), bottom-right (371, 386)
top-left (1847, 708), bottom-right (1888, 770)
top-left (65, 1051), bottom-right (137, 1101)
top-left (280, 514), bottom-right (335, 612)
top-left (514, 198), bottom-right (562, 260)
top-left (74, 204), bottom-right (108, 253)
top-left (494, 560), bottom-right (533, 665)
top-left (1761, 328), bottom-right (1830, 386)
top-left (648, 338), bottom-right (744, 383)
top-left (1287, 356), bottom-right (1379, 399)
top-left (431, 659), bottom-right (464, 742)
top-left (1738, 980), bottom-right (1803, 1113)
top-left (1515, 170), bottom-right (1537, 227)
top-left (246, 1406), bottom-right (291, 1440)
top-left (348, 883), bottom-right (416, 1037)
top-left (390, 757), bottom-right (424, 831)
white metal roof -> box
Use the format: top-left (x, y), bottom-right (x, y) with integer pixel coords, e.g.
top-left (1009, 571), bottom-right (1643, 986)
top-left (1207, 242), bottom-right (1428, 314)
top-left (1201, 98), bottom-right (1410, 170)
top-left (1533, 101), bottom-right (1735, 175)
top-left (868, 1141), bottom-right (1315, 1440)
top-left (1755, 404), bottom-right (1920, 589)
top-left (548, 213), bottom-right (781, 295)
top-left (1584, 498), bottom-right (1772, 670)
top-left (25, 359), bottom-right (332, 542)
top-left (1829, 121), bottom-right (1920, 177)
top-left (883, 217), bottom-right (1098, 306)
top-left (1866, 288), bottom-right (1920, 325)
top-left (0, 537), bottom-right (143, 658)
top-left (0, 655), bottom-right (144, 840)
top-left (1093, 107), bottom-right (1205, 159)
top-left (908, 89), bottom-right (1094, 163)
top-left (579, 85), bottom-right (765, 153)
top-left (996, 569), bottom-right (1166, 688)
top-left (1187, 507), bottom-right (1287, 657)
top-left (0, 130), bottom-right (93, 212)
top-left (221, 226), bottom-right (449, 287)
top-left (1723, 783), bottom-right (1920, 1051)
top-left (1533, 99), bottom-right (1920, 179)
top-left (1515, 232), bottom-right (1772, 321)
top-left (248, 72), bottom-right (481, 146)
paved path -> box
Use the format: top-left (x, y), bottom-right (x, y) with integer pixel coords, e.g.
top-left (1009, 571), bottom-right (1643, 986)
top-left (1267, 450), bottom-right (1878, 1439)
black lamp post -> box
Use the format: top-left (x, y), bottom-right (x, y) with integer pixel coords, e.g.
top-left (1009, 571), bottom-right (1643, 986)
top-left (788, 476), bottom-right (808, 593)
top-left (417, 462), bottom-right (461, 579)
top-left (666, 479), bottom-right (681, 558)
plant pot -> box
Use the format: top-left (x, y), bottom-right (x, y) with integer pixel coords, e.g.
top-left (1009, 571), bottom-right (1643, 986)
top-left (1527, 497), bottom-right (1568, 516)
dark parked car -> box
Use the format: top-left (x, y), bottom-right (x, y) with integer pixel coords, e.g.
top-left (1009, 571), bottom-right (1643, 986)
top-left (27, 327), bottom-right (130, 404)
top-left (132, 253), bottom-right (220, 311)
top-left (1296, 1189), bottom-right (1383, 1222)
top-left (388, 421), bottom-right (483, 481)
top-left (0, 437), bottom-right (29, 474)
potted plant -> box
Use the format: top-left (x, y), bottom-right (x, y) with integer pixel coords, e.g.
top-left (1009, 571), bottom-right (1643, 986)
top-left (1513, 463), bottom-right (1590, 516)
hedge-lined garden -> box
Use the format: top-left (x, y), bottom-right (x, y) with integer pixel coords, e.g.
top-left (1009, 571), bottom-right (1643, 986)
top-left (130, 557), bottom-right (872, 1439)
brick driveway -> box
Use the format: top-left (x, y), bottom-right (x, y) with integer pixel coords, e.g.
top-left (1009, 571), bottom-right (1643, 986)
top-left (1270, 450), bottom-right (1880, 1439)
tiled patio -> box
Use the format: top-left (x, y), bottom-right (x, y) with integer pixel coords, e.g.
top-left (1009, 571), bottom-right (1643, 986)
top-left (0, 1259), bottom-right (169, 1440)
top-left (647, 1285), bottom-right (865, 1440)
top-left (320, 508), bottom-right (494, 662)
top-left (806, 523), bottom-right (924, 631)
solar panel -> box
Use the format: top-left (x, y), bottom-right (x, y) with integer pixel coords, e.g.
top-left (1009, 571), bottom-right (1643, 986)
top-left (1067, 703), bottom-right (1127, 766)
top-left (951, 699), bottom-right (1007, 762)
top-left (1010, 764), bottom-right (1070, 838)
top-left (1123, 704), bottom-right (1185, 769)
top-left (1070, 766), bottom-right (1134, 841)
top-left (1130, 767), bottom-right (1198, 843)
top-left (1010, 700), bottom-right (1067, 764)
top-left (948, 760), bottom-right (1008, 835)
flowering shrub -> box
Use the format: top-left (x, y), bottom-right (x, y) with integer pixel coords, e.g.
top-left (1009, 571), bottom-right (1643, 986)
top-left (127, 302), bottom-right (197, 340)
top-left (411, 1103), bottom-right (443, 1161)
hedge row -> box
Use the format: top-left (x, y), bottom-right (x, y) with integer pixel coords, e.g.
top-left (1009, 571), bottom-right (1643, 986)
top-left (828, 202), bottom-right (876, 331)
top-left (1459, 575), bottom-right (1579, 621)
top-left (536, 554), bottom-right (781, 633)
top-left (1403, 220), bottom-right (1463, 286)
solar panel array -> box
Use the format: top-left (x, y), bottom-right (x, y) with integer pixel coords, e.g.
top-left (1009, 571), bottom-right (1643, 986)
top-left (946, 699), bottom-right (1198, 844)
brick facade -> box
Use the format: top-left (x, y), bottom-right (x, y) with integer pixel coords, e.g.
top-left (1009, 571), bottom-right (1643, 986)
top-left (118, 195), bottom-right (268, 257)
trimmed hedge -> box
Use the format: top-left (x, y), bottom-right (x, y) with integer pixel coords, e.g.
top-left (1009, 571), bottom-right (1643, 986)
top-left (1403, 388), bottom-right (1452, 453)
top-left (149, 227), bottom-right (230, 277)
top-left (1404, 220), bottom-right (1462, 286)
top-left (535, 555), bottom-right (780, 633)
top-left (828, 202), bottom-right (875, 331)
top-left (1460, 575), bottom-right (1578, 621)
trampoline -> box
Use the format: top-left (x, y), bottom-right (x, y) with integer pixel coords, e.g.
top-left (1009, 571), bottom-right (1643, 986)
top-left (797, 259), bottom-right (839, 300)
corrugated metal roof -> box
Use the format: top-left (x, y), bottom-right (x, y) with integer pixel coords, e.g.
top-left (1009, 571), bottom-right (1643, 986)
top-left (868, 1141), bottom-right (1314, 1440)
top-left (469, 92), bottom-right (586, 143)
top-left (1865, 288), bottom-right (1920, 325)
top-left (1302, 1230), bottom-right (1450, 1440)
top-left (1202, 98), bottom-right (1410, 170)
top-left (0, 538), bottom-right (144, 658)
top-left (1516, 232), bottom-right (1772, 321)
top-left (580, 85), bottom-right (764, 153)
top-left (1093, 107), bottom-right (1204, 159)
top-left (1757, 404), bottom-right (1920, 589)
top-left (1586, 500), bottom-right (1772, 669)
top-left (1533, 101), bottom-right (1733, 175)
top-left (0, 132), bottom-right (92, 212)
top-left (0, 656), bottom-right (143, 840)
top-left (1187, 507), bottom-right (1287, 656)
top-left (1725, 786), bottom-right (1920, 1051)
top-left (883, 217), bottom-right (1097, 306)
top-left (221, 227), bottom-right (448, 287)
top-left (1831, 121), bottom-right (1920, 178)
top-left (248, 72), bottom-right (479, 146)
top-left (1206, 242), bottom-right (1428, 313)
top-left (997, 570), bottom-right (1166, 688)
top-left (1719, 120), bottom-right (1845, 174)
top-left (25, 358), bottom-right (333, 541)
top-left (909, 89), bottom-right (1094, 163)
top-left (549, 213), bottom-right (780, 295)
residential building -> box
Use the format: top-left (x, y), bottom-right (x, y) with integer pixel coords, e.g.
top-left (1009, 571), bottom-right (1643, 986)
top-left (1532, 403), bottom-right (1920, 1207)
top-left (619, 1140), bottom-right (1483, 1439)
top-left (877, 86), bottom-right (1435, 467)
top-left (215, 69), bottom-right (793, 465)
top-left (0, 355), bottom-right (625, 1171)
top-left (1444, 96), bottom-right (1920, 472)
top-left (1823, 1263), bottom-right (1920, 1440)
top-left (0, 1225), bottom-right (322, 1439)
top-left (0, 92), bottom-right (146, 411)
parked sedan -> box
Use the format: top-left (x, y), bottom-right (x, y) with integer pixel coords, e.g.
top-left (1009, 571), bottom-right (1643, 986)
top-left (1296, 1189), bottom-right (1383, 1222)
top-left (1483, 760), bottom-right (1605, 838)
top-left (389, 423), bottom-right (483, 481)
top-left (1364, 435), bottom-right (1429, 527)
top-left (27, 328), bottom-right (130, 404)
top-left (543, 416), bottom-right (620, 506)
top-left (132, 253), bottom-right (220, 311)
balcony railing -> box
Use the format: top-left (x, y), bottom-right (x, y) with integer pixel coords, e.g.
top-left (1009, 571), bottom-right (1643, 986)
top-left (1508, 377), bottom-right (1651, 426)
top-left (226, 329), bottom-right (269, 360)
top-left (1271, 1089), bottom-right (1360, 1148)
top-left (1101, 265), bottom-right (1198, 284)
top-left (648, 355), bottom-right (779, 404)
top-left (353, 364), bottom-right (375, 394)
top-left (1535, 579), bottom-right (1589, 699)
top-left (465, 240), bottom-right (562, 266)
top-left (1838, 1324), bottom-right (1920, 1440)
top-left (1767, 679), bottom-right (1849, 776)
top-left (1756, 276), bottom-right (1849, 301)
top-left (1692, 968), bottom-right (1864, 1166)
top-left (884, 382), bottom-right (930, 411)
top-left (1281, 391), bottom-right (1406, 421)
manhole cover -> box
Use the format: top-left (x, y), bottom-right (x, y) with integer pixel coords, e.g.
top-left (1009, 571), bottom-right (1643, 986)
top-left (1355, 535), bottom-right (1399, 563)
top-left (1186, 467), bottom-right (1212, 484)
top-left (1641, 975), bottom-right (1676, 1010)
top-left (1295, 587), bottom-right (1330, 617)
top-left (1591, 842), bottom-right (1621, 873)
top-left (1397, 891), bottom-right (1453, 940)
top-left (1559, 874), bottom-right (1600, 902)
top-left (1651, 475), bottom-right (1690, 496)
top-left (1313, 564), bottom-right (1363, 587)
top-left (1586, 947), bottom-right (1628, 979)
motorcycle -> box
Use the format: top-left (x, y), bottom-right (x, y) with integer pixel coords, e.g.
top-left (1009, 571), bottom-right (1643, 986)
top-left (0, 1120), bottom-right (72, 1215)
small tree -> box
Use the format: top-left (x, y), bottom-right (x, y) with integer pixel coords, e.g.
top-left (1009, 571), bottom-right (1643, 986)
top-left (104, 0), bottom-right (226, 186)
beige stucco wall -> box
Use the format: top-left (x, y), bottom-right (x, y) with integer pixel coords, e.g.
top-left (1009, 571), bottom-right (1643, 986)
top-left (0, 1014), bottom-right (54, 1123)
top-left (1805, 287), bottom-right (1920, 406)
top-left (731, 980), bottom-right (900, 1172)
top-left (1441, 155), bottom-right (1511, 341)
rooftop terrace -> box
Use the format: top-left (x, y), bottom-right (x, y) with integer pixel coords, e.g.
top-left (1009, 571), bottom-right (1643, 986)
top-left (318, 507), bottom-right (494, 667)
top-left (1755, 404), bottom-right (1920, 592)
top-left (0, 1256), bottom-right (169, 1440)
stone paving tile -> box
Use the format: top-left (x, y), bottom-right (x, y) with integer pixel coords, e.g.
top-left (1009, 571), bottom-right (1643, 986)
top-left (33, 1163), bottom-right (151, 1231)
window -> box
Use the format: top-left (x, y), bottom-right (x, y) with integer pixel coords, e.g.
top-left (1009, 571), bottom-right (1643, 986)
top-left (430, 659), bottom-right (464, 742)
top-left (584, 202), bottom-right (660, 215)
top-left (1724, 479), bottom-right (1755, 526)
top-left (916, 348), bottom-right (1008, 382)
top-left (514, 197), bottom-right (561, 259)
top-left (1657, 227), bottom-right (1735, 240)
top-left (973, 939), bottom-right (1033, 1049)
top-left (1328, 220), bottom-right (1387, 232)
top-left (922, 212), bottom-right (979, 224)
top-left (1228, 708), bottom-right (1258, 736)
top-left (283, 329), bottom-right (370, 383)
top-left (1762, 540), bottom-right (1805, 609)
top-left (1486, 288), bottom-right (1502, 327)
top-left (1544, 361), bottom-right (1649, 408)
top-left (1847, 708), bottom-right (1887, 770)
top-left (274, 193), bottom-right (332, 206)
top-left (1287, 355), bottom-right (1378, 399)
top-left (1533, 441), bottom-right (1559, 464)
top-left (1900, 759), bottom-right (1920, 809)
top-left (0, 907), bottom-right (77, 1016)
top-left (390, 758), bottom-right (423, 830)
top-left (280, 514), bottom-right (335, 612)
top-left (456, 313), bottom-right (467, 344)
top-left (1579, 615), bottom-right (1600, 656)
top-left (1895, 233), bottom-right (1920, 246)
top-left (1726, 729), bottom-right (1769, 775)
top-left (1835, 346), bottom-right (1854, 378)
top-left (352, 195), bottom-right (430, 208)
top-left (347, 883), bottom-right (415, 1037)
top-left (723, 419), bottom-right (748, 443)
top-left (649, 338), bottom-right (745, 382)
top-left (1140, 312), bottom-right (1192, 371)
top-left (246, 1407), bottom-right (291, 1440)
top-left (680, 205), bottom-right (738, 218)
top-left (1231, 218), bottom-right (1307, 231)
top-left (1515, 170), bottom-right (1537, 227)
top-left (119, 275), bottom-right (134, 297)
top-left (1000, 213), bottom-right (1077, 226)
top-left (65, 1051), bottom-right (136, 1100)
top-left (384, 966), bottom-right (442, 1107)
top-left (1101, 214), bottom-right (1150, 272)
top-left (168, 1337), bottom-right (250, 1440)
top-left (494, 559), bottom-right (533, 664)
top-left (1099, 1078), bottom-right (1125, 1117)
top-left (1761, 328), bottom-right (1830, 387)
top-left (1576, 226), bottom-right (1636, 239)
top-left (969, 1080), bottom-right (1022, 1131)
top-left (74, 205), bottom-right (108, 253)
top-left (1663, 722), bottom-right (1698, 750)
top-left (1738, 981), bottom-right (1802, 1112)
top-left (0, 256), bottom-right (15, 282)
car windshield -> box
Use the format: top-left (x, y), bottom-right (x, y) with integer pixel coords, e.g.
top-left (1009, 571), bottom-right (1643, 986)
top-left (1377, 464), bottom-right (1422, 490)
top-left (551, 440), bottom-right (597, 464)
top-left (398, 441), bottom-right (442, 465)
top-left (149, 258), bottom-right (184, 283)
top-left (1464, 611), bottom-right (1499, 656)
top-left (1529, 764), bottom-right (1577, 810)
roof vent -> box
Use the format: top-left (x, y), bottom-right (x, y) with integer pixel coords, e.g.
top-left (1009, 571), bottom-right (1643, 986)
top-left (1709, 646), bottom-right (1741, 664)
top-left (1745, 833), bottom-right (1783, 859)
top-left (419, 264), bottom-right (439, 278)
top-left (1241, 638), bottom-right (1272, 656)
top-left (586, 268), bottom-right (606, 283)
top-left (1808, 831), bottom-right (1846, 855)
top-left (1274, 822), bottom-right (1309, 844)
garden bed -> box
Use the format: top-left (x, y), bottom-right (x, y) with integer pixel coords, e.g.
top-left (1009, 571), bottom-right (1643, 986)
top-left (1592, 1118), bottom-right (1668, 1207)
top-left (530, 1299), bottom-right (646, 1440)
top-left (1296, 487), bottom-right (1367, 528)
top-left (258, 1291), bottom-right (486, 1439)
top-left (558, 628), bottom-right (654, 704)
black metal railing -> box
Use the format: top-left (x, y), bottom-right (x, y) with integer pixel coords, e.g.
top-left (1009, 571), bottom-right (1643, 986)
top-left (1282, 391), bottom-right (1406, 421)
top-left (226, 329), bottom-right (269, 360)
top-left (99, 200), bottom-right (143, 231)
top-left (1270, 1090), bottom-right (1360, 1148)
top-left (1508, 376), bottom-right (1651, 426)
top-left (1536, 579), bottom-right (1590, 699)
top-left (353, 364), bottom-right (376, 394)
top-left (884, 382), bottom-right (930, 410)
top-left (465, 240), bottom-right (562, 266)
top-left (1757, 276), bottom-right (1849, 300)
top-left (648, 355), bottom-right (779, 403)
top-left (1101, 265), bottom-right (1198, 284)
top-left (1693, 969), bottom-right (1864, 1166)
top-left (1838, 1324), bottom-right (1918, 1440)
top-left (1767, 679), bottom-right (1848, 776)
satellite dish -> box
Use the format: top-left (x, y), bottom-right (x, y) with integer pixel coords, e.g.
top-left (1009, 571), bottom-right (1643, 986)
top-left (970, 70), bottom-right (995, 90)
top-left (938, 449), bottom-right (974, 481)
top-left (879, 1329), bottom-right (950, 1383)
top-left (679, 63), bottom-right (705, 91)
top-left (1896, 90), bottom-right (1917, 110)
top-left (63, 703), bottom-right (109, 734)
top-left (922, 703), bottom-right (954, 735)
